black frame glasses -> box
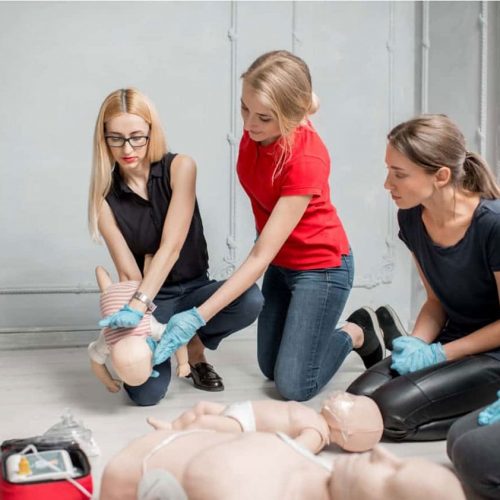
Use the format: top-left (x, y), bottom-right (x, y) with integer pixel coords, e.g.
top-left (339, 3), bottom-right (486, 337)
top-left (105, 135), bottom-right (150, 148)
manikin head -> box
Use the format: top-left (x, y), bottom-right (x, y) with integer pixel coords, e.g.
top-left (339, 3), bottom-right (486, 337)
top-left (110, 336), bottom-right (153, 386)
top-left (95, 266), bottom-right (153, 387)
top-left (320, 392), bottom-right (383, 452)
top-left (328, 445), bottom-right (465, 500)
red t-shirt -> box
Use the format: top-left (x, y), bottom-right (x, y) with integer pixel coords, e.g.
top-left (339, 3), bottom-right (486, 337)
top-left (237, 122), bottom-right (350, 270)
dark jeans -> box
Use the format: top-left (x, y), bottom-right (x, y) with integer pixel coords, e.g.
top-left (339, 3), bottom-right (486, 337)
top-left (447, 408), bottom-right (500, 500)
top-left (348, 354), bottom-right (500, 441)
top-left (257, 253), bottom-right (354, 401)
top-left (125, 274), bottom-right (264, 406)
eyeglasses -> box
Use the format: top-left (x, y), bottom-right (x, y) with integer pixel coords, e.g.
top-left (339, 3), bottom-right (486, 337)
top-left (105, 135), bottom-right (150, 148)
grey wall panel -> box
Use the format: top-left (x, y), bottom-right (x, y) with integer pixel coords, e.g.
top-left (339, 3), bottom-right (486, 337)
top-left (6, 1), bottom-right (485, 339)
top-left (409, 1), bottom-right (497, 328)
top-left (489, 3), bottom-right (500, 176)
top-left (428, 1), bottom-right (481, 150)
top-left (0, 1), bottom-right (233, 329)
top-left (293, 1), bottom-right (416, 317)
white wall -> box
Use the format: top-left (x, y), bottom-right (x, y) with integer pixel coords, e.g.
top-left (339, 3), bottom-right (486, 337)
top-left (409, 1), bottom-right (500, 324)
top-left (1, 1), bottom-right (494, 345)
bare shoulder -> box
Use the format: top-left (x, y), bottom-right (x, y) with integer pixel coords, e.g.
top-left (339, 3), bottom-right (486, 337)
top-left (171, 153), bottom-right (196, 173)
top-left (97, 200), bottom-right (116, 228)
top-left (170, 154), bottom-right (196, 190)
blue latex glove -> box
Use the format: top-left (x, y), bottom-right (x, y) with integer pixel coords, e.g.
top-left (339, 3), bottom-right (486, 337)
top-left (153, 307), bottom-right (206, 366)
top-left (98, 304), bottom-right (144, 329)
top-left (478, 390), bottom-right (500, 426)
top-left (391, 336), bottom-right (446, 375)
top-left (392, 336), bottom-right (428, 355)
top-left (145, 337), bottom-right (160, 378)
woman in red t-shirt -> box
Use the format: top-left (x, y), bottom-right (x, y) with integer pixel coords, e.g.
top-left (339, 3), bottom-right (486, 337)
top-left (162, 50), bottom-right (385, 401)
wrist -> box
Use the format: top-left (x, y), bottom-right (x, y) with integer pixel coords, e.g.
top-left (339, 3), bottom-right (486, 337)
top-left (195, 305), bottom-right (210, 324)
top-left (129, 298), bottom-right (148, 314)
top-left (122, 304), bottom-right (145, 319)
top-left (132, 291), bottom-right (157, 312)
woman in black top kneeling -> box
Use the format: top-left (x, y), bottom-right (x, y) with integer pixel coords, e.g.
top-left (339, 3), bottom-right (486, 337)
top-left (347, 114), bottom-right (500, 440)
top-left (88, 88), bottom-right (263, 405)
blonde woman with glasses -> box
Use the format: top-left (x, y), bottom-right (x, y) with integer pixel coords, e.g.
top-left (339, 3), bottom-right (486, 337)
top-left (88, 88), bottom-right (263, 405)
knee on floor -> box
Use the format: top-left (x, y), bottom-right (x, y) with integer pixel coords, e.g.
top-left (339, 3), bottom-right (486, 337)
top-left (274, 376), bottom-right (316, 402)
top-left (127, 388), bottom-right (167, 407)
top-left (240, 285), bottom-right (264, 322)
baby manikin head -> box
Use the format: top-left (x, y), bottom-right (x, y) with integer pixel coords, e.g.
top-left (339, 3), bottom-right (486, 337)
top-left (110, 336), bottom-right (152, 386)
top-left (320, 391), bottom-right (383, 452)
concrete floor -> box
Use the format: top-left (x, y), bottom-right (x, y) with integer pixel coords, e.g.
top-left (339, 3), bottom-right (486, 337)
top-left (0, 326), bottom-right (453, 499)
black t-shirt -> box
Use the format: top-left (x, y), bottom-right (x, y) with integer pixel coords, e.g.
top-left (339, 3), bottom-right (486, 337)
top-left (106, 153), bottom-right (209, 285)
top-left (398, 199), bottom-right (500, 359)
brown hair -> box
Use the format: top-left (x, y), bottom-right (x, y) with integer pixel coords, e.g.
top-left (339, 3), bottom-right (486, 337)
top-left (388, 114), bottom-right (500, 199)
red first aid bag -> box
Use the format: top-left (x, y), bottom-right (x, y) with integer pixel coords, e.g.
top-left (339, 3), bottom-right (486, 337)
top-left (0, 437), bottom-right (93, 500)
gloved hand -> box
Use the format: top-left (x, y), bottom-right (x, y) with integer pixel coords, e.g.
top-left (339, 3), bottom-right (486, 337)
top-left (391, 336), bottom-right (446, 375)
top-left (478, 390), bottom-right (500, 426)
top-left (153, 307), bottom-right (206, 366)
top-left (392, 336), bottom-right (428, 355)
top-left (98, 304), bottom-right (144, 329)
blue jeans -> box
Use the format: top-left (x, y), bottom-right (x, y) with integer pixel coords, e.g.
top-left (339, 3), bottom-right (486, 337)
top-left (257, 252), bottom-right (354, 401)
top-left (125, 274), bottom-right (264, 406)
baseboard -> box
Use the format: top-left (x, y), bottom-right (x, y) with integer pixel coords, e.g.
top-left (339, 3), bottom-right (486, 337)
top-left (0, 324), bottom-right (258, 350)
top-left (0, 327), bottom-right (98, 350)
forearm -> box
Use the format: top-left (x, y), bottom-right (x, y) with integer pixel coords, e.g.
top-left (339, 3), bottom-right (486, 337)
top-left (411, 299), bottom-right (447, 342)
top-left (175, 345), bottom-right (188, 365)
top-left (129, 245), bottom-right (181, 313)
top-left (175, 345), bottom-right (190, 376)
top-left (198, 254), bottom-right (268, 322)
top-left (90, 360), bottom-right (116, 387)
top-left (443, 320), bottom-right (500, 361)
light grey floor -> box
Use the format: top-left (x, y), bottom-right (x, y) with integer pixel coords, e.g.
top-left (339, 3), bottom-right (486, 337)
top-left (0, 326), bottom-right (452, 499)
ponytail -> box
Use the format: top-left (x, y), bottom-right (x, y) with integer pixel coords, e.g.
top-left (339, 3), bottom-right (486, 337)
top-left (462, 152), bottom-right (500, 199)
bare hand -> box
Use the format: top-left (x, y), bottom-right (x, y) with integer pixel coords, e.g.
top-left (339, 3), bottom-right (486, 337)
top-left (106, 379), bottom-right (122, 393)
top-left (147, 416), bottom-right (172, 430)
top-left (176, 362), bottom-right (191, 377)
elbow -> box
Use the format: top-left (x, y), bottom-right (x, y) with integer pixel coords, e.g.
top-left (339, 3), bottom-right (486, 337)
top-left (157, 241), bottom-right (182, 263)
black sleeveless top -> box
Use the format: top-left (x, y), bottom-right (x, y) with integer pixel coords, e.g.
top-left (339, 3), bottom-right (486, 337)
top-left (106, 153), bottom-right (209, 285)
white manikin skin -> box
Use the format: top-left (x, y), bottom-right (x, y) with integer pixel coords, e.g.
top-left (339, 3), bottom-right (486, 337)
top-left (147, 391), bottom-right (383, 453)
top-left (320, 392), bottom-right (384, 452)
top-left (90, 265), bottom-right (189, 391)
top-left (100, 430), bottom-right (465, 500)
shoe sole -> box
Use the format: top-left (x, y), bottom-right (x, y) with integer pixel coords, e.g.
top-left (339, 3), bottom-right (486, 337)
top-left (378, 304), bottom-right (408, 337)
top-left (364, 306), bottom-right (386, 359)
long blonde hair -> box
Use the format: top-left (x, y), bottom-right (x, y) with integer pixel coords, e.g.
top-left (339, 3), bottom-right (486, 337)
top-left (88, 88), bottom-right (167, 240)
top-left (388, 114), bottom-right (500, 199)
top-left (241, 50), bottom-right (319, 180)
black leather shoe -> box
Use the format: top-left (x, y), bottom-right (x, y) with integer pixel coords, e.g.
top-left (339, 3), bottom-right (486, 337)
top-left (187, 362), bottom-right (224, 392)
top-left (347, 307), bottom-right (385, 368)
top-left (375, 304), bottom-right (408, 351)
